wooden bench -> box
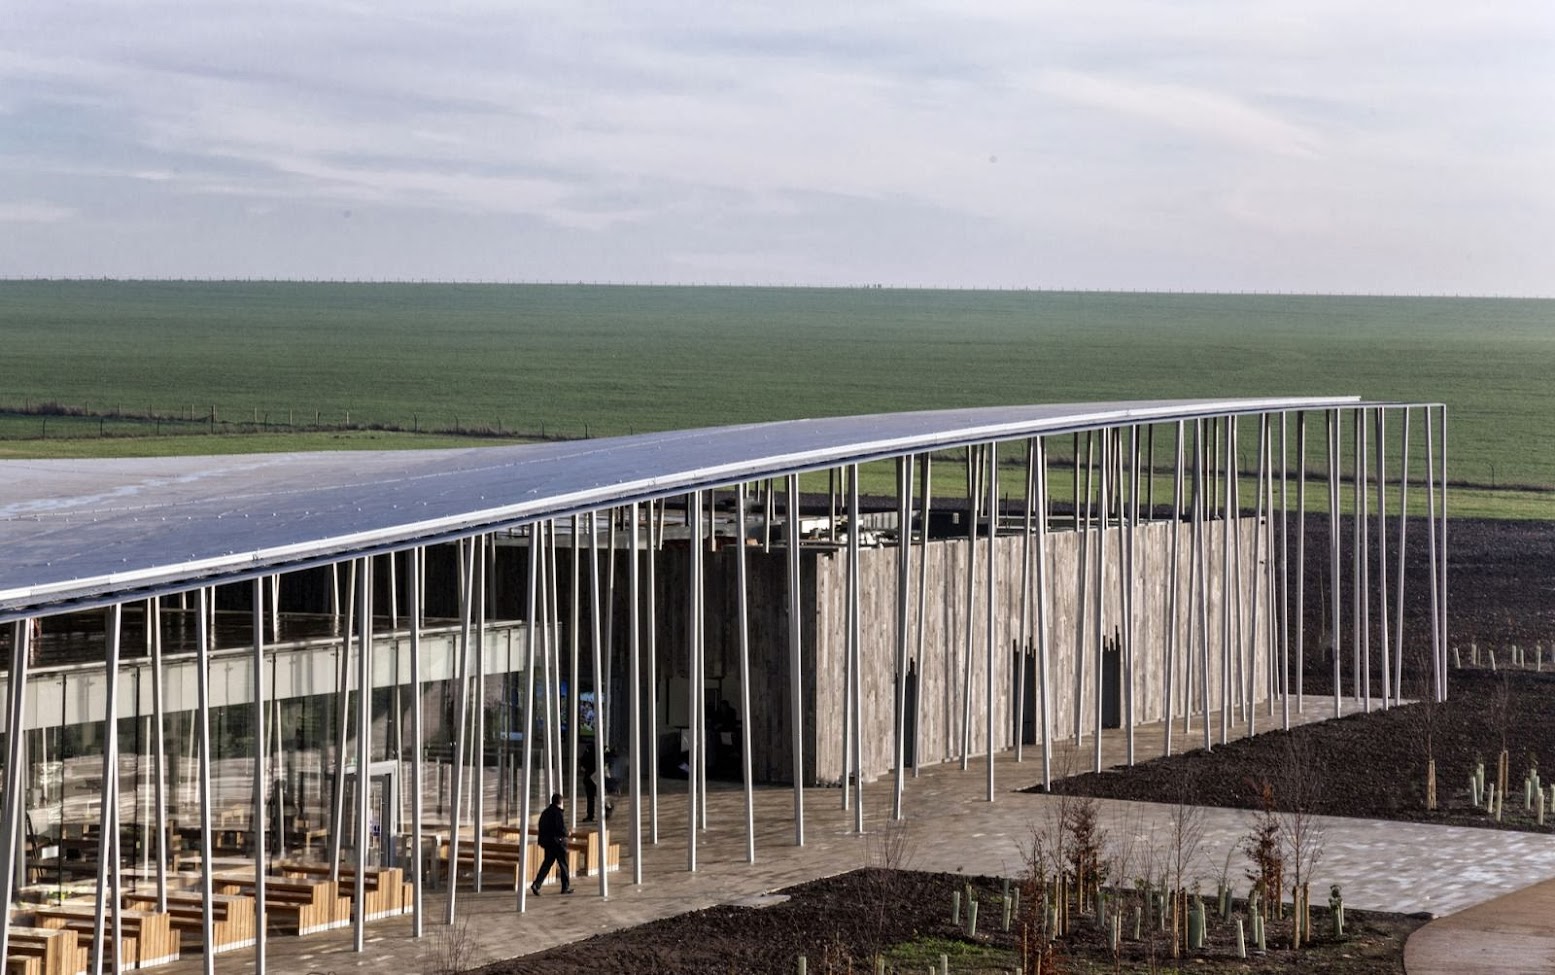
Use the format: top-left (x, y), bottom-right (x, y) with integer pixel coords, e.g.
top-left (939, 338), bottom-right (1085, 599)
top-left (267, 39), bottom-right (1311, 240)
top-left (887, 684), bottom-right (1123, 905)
top-left (436, 838), bottom-right (576, 890)
top-left (210, 874), bottom-right (349, 936)
top-left (122, 891), bottom-right (255, 954)
top-left (276, 863), bottom-right (413, 922)
top-left (490, 825), bottom-right (620, 878)
top-left (6, 927), bottom-right (85, 975)
top-left (33, 906), bottom-right (179, 969)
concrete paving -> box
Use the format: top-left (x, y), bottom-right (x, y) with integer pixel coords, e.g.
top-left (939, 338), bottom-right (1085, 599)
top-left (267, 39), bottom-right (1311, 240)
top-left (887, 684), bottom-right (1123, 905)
top-left (144, 697), bottom-right (1555, 973)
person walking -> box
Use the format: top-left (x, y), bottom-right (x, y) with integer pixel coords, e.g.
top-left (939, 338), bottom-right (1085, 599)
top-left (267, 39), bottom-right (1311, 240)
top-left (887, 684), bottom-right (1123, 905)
top-left (530, 793), bottom-right (574, 895)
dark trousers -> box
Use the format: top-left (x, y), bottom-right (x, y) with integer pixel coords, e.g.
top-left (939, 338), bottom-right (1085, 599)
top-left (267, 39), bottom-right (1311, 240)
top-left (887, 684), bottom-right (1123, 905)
top-left (533, 840), bottom-right (570, 889)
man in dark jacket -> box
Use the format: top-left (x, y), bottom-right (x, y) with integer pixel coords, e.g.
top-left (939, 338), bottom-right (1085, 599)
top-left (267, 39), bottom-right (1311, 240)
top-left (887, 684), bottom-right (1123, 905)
top-left (530, 793), bottom-right (573, 895)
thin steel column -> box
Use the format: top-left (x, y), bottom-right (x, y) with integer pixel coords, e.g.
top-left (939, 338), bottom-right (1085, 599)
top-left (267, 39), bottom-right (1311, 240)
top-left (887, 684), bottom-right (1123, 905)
top-left (1296, 412), bottom-right (1307, 711)
top-left (1424, 410), bottom-right (1442, 704)
top-left (0, 621), bottom-right (30, 975)
top-left (1220, 418), bottom-right (1233, 745)
top-left (443, 541), bottom-right (476, 921)
top-left (1034, 438), bottom-right (1054, 789)
top-left (1329, 410), bottom-right (1343, 719)
top-left (984, 444), bottom-right (998, 800)
top-left (1393, 412), bottom-right (1411, 703)
top-left (1073, 433), bottom-right (1093, 744)
top-left (252, 579), bottom-right (269, 972)
top-left (629, 503), bottom-right (647, 879)
top-left (471, 545), bottom-right (488, 891)
top-left (569, 516), bottom-right (581, 832)
top-left (843, 470), bottom-right (858, 807)
top-left (893, 458), bottom-right (913, 819)
top-left (1280, 414), bottom-right (1291, 729)
top-left (90, 605), bottom-right (122, 975)
top-left (1194, 421), bottom-right (1211, 751)
top-left (1248, 417), bottom-right (1268, 732)
top-left (328, 561), bottom-right (358, 874)
top-left (516, 527), bottom-right (541, 913)
top-left (353, 557), bottom-right (372, 952)
top-left (734, 489), bottom-right (757, 858)
top-left (194, 588), bottom-right (217, 975)
top-left (684, 496), bottom-right (702, 864)
top-left (849, 465), bottom-right (866, 825)
top-left (1164, 422), bottom-right (1184, 755)
top-left (1092, 428), bottom-right (1108, 773)
top-left (1015, 442), bottom-right (1034, 764)
top-left (1377, 410), bottom-right (1390, 708)
top-left (960, 448), bottom-right (979, 768)
top-left (409, 547), bottom-right (425, 937)
top-left (786, 474), bottom-right (806, 845)
top-left (1439, 407), bottom-right (1449, 702)
top-left (646, 503), bottom-right (660, 843)
top-left (149, 597), bottom-right (168, 912)
top-left (913, 455), bottom-right (932, 777)
top-left (1357, 409), bottom-right (1369, 710)
top-left (1124, 427), bottom-right (1139, 764)
top-left (591, 514), bottom-right (611, 897)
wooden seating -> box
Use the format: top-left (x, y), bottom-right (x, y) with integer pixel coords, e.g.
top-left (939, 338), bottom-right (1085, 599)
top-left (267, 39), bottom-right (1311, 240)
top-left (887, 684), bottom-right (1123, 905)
top-left (210, 874), bottom-right (350, 936)
top-left (6, 927), bottom-right (85, 975)
top-left (435, 837), bottom-right (575, 890)
top-left (489, 825), bottom-right (620, 878)
top-left (276, 862), bottom-right (413, 922)
top-left (33, 905), bottom-right (179, 969)
top-left (122, 891), bottom-right (255, 954)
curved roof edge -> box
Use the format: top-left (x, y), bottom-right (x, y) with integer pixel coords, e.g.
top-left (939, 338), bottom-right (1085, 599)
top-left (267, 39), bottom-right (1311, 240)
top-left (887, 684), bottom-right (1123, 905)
top-left (0, 396), bottom-right (1396, 620)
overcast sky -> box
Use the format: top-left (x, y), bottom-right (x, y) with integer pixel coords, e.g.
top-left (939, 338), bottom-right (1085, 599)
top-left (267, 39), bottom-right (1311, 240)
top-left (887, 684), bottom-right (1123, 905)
top-left (3, 2), bottom-right (1552, 293)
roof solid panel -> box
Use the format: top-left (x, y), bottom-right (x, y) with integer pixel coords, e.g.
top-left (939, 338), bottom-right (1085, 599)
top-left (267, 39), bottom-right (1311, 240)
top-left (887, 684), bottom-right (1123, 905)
top-left (0, 397), bottom-right (1359, 616)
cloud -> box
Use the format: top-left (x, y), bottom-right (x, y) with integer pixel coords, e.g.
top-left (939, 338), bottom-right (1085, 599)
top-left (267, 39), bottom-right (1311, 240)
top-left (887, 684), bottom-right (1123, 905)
top-left (0, 202), bottom-right (75, 223)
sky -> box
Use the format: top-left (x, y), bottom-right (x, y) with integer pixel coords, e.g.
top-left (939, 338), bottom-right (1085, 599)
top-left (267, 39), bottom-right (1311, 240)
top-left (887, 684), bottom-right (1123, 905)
top-left (2, 2), bottom-right (1552, 294)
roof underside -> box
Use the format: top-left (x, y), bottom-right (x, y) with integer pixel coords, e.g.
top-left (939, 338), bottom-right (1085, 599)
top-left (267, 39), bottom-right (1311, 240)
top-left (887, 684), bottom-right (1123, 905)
top-left (0, 397), bottom-right (1368, 619)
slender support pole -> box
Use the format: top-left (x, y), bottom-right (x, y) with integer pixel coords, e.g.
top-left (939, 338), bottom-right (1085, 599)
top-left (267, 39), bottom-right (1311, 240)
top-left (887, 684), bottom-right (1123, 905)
top-left (1393, 412), bottom-right (1410, 703)
top-left (517, 527), bottom-right (541, 912)
top-left (0, 621), bottom-right (30, 975)
top-left (849, 465), bottom-right (866, 825)
top-left (443, 541), bottom-right (475, 921)
top-left (843, 471), bottom-right (858, 807)
top-left (1220, 418), bottom-right (1233, 745)
top-left (1194, 421), bottom-right (1211, 751)
top-left (1093, 428), bottom-right (1108, 772)
top-left (1124, 427), bottom-right (1139, 764)
top-left (984, 443), bottom-right (998, 800)
top-left (1280, 413), bottom-right (1290, 729)
top-left (1296, 413), bottom-right (1307, 711)
top-left (90, 605), bottom-right (122, 975)
top-left (1357, 409), bottom-right (1369, 710)
top-left (1329, 410), bottom-right (1343, 719)
top-left (913, 455), bottom-right (932, 777)
top-left (786, 475), bottom-right (806, 845)
top-left (893, 458), bottom-right (913, 819)
top-left (1164, 421), bottom-right (1184, 755)
top-left (194, 588), bottom-right (217, 975)
top-left (472, 545), bottom-right (488, 890)
top-left (1073, 433), bottom-right (1093, 743)
top-left (1377, 409), bottom-right (1390, 708)
top-left (1016, 442), bottom-right (1034, 763)
top-left (328, 562), bottom-right (358, 874)
top-left (354, 557), bottom-right (372, 952)
top-left (1425, 410), bottom-right (1442, 704)
top-left (1034, 438), bottom-right (1054, 789)
top-left (961, 448), bottom-right (979, 769)
top-left (409, 546), bottom-right (425, 937)
top-left (629, 504), bottom-right (647, 879)
top-left (569, 516), bottom-right (581, 832)
top-left (591, 514), bottom-right (611, 897)
top-left (252, 579), bottom-right (269, 972)
top-left (646, 503), bottom-right (660, 843)
top-left (734, 489), bottom-right (757, 858)
top-left (149, 598), bottom-right (168, 912)
top-left (682, 497), bottom-right (700, 869)
top-left (1439, 406), bottom-right (1449, 702)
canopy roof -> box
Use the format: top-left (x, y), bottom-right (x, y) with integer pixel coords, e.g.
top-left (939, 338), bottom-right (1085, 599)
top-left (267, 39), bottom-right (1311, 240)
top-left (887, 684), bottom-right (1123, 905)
top-left (0, 397), bottom-right (1363, 619)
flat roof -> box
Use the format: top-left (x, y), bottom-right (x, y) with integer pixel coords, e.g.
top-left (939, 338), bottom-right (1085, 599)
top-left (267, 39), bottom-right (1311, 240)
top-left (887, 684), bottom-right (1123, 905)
top-left (0, 397), bottom-right (1365, 619)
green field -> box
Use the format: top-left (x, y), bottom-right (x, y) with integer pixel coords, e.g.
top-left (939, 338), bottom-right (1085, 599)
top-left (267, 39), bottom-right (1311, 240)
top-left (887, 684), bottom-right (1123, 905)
top-left (1, 281), bottom-right (1551, 517)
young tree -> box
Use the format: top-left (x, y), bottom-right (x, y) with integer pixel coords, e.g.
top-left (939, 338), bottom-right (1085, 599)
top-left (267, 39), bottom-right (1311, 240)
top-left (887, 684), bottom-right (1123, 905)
top-left (1279, 735), bottom-right (1325, 948)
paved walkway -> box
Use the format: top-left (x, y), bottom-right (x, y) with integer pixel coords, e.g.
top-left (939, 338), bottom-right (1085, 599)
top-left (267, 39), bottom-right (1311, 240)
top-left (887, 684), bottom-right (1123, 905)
top-left (147, 698), bottom-right (1555, 973)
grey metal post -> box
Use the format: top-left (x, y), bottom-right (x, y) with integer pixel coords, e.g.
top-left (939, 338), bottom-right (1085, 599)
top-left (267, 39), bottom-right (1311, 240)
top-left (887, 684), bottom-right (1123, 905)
top-left (1356, 409), bottom-right (1368, 709)
top-left (1194, 421), bottom-right (1211, 751)
top-left (591, 513), bottom-right (611, 897)
top-left (1329, 410), bottom-right (1343, 719)
top-left (569, 516), bottom-right (581, 831)
top-left (409, 546), bottom-right (425, 936)
top-left (516, 528), bottom-right (540, 913)
top-left (1394, 412), bottom-right (1410, 703)
top-left (1424, 410), bottom-right (1441, 704)
top-left (734, 489), bottom-right (757, 857)
top-left (1377, 409), bottom-right (1390, 707)
top-left (786, 474), bottom-right (806, 845)
top-left (1439, 406), bottom-right (1449, 702)
top-left (471, 543), bottom-right (487, 890)
top-left (252, 578), bottom-right (269, 971)
top-left (961, 448), bottom-right (978, 769)
top-left (1296, 412), bottom-right (1307, 711)
top-left (1034, 438), bottom-right (1054, 788)
top-left (628, 503), bottom-right (647, 879)
top-left (1073, 433), bottom-right (1093, 743)
top-left (90, 604), bottom-right (122, 975)
top-left (354, 557), bottom-right (372, 952)
top-left (0, 621), bottom-right (30, 975)
top-left (194, 589), bottom-right (217, 975)
top-left (684, 497), bottom-right (701, 869)
top-left (1280, 414), bottom-right (1290, 729)
top-left (1093, 428), bottom-right (1108, 773)
top-left (843, 470), bottom-right (858, 807)
top-left (1015, 441), bottom-right (1034, 764)
top-left (1123, 427), bottom-right (1138, 765)
top-left (894, 458), bottom-right (914, 818)
top-left (646, 503), bottom-right (660, 843)
top-left (149, 597), bottom-right (168, 911)
top-left (443, 541), bottom-right (476, 921)
top-left (1164, 421), bottom-right (1184, 755)
top-left (850, 464), bottom-right (867, 824)
top-left (913, 454), bottom-right (932, 777)
top-left (328, 561), bottom-right (358, 875)
top-left (984, 443), bottom-right (998, 800)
